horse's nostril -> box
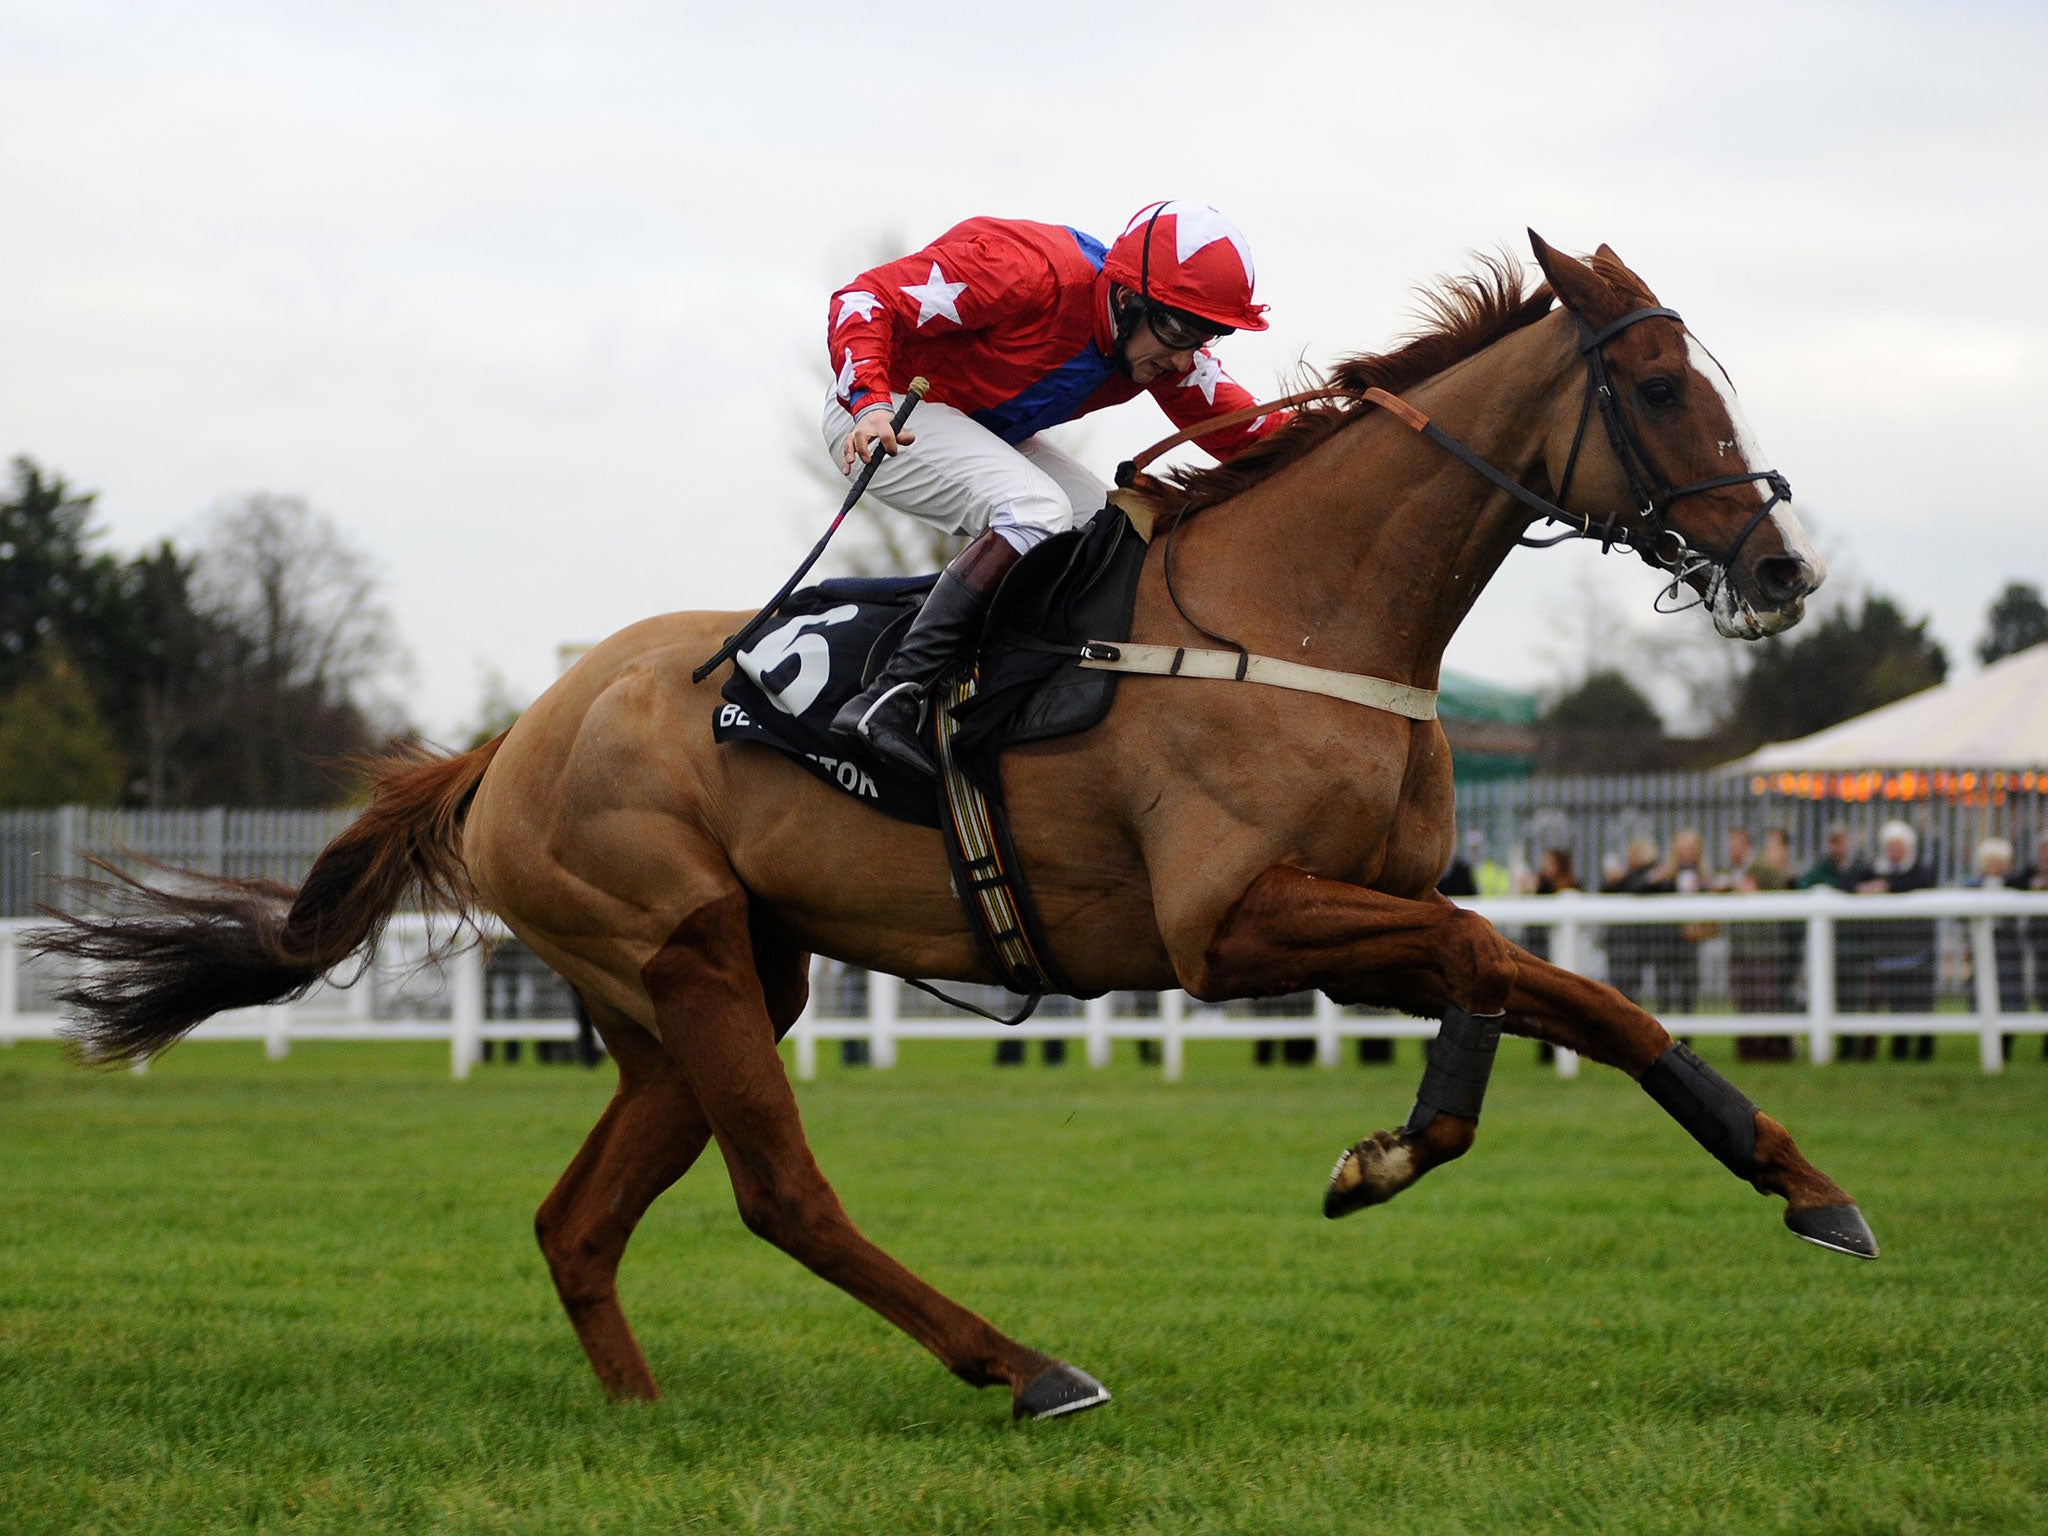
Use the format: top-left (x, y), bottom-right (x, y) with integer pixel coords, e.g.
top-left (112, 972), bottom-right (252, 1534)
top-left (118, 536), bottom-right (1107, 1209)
top-left (1756, 556), bottom-right (1814, 603)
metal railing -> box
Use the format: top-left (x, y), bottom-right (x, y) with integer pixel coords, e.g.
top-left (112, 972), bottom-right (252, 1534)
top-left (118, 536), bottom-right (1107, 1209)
top-left (1454, 772), bottom-right (2048, 889)
top-left (14, 794), bottom-right (2048, 922)
top-left (0, 806), bottom-right (358, 918)
top-left (5, 889), bottom-right (2047, 1080)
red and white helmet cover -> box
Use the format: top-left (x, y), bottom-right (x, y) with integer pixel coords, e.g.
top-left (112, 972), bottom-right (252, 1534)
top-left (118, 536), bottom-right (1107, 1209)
top-left (1104, 200), bottom-right (1269, 332)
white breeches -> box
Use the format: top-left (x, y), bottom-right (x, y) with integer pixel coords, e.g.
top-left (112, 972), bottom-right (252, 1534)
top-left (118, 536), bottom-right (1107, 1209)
top-left (821, 391), bottom-right (1109, 555)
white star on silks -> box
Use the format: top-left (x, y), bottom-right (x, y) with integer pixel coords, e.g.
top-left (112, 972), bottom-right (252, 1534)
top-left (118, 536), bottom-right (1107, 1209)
top-left (834, 346), bottom-right (858, 401)
top-left (835, 290), bottom-right (883, 328)
top-left (900, 263), bottom-right (966, 327)
top-left (1178, 349), bottom-right (1226, 405)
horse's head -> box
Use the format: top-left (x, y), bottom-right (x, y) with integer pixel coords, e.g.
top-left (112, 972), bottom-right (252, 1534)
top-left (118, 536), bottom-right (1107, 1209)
top-left (1528, 232), bottom-right (1823, 639)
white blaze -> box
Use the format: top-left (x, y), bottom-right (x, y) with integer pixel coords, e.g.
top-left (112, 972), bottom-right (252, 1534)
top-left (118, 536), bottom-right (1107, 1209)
top-left (1684, 337), bottom-right (1824, 578)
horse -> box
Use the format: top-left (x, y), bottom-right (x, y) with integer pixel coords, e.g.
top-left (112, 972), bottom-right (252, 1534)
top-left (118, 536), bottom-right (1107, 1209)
top-left (40, 232), bottom-right (1872, 1423)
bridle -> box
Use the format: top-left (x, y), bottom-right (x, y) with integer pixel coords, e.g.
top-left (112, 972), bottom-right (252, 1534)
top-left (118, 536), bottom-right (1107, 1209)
top-left (1133, 301), bottom-right (1797, 659)
top-left (1538, 304), bottom-right (1795, 616)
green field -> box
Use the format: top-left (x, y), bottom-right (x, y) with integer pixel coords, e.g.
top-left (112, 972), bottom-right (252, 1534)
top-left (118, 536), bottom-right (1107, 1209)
top-left (2, 1036), bottom-right (2044, 1535)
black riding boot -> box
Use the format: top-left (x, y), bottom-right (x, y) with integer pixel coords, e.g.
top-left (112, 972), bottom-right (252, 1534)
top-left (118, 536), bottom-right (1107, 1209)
top-left (829, 529), bottom-right (1022, 780)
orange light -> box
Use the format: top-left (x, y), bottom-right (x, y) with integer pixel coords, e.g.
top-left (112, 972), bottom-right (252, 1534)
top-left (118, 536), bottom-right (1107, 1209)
top-left (1751, 776), bottom-right (1768, 795)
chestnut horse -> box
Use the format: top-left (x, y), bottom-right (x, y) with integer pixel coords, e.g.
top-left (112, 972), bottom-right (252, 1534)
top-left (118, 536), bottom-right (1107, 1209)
top-left (43, 234), bottom-right (1872, 1422)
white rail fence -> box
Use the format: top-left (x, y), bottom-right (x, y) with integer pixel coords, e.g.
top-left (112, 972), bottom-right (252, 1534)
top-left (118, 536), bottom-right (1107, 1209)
top-left (3, 890), bottom-right (2046, 1080)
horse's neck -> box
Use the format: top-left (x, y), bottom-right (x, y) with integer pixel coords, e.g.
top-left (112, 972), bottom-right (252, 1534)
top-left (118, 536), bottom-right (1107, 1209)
top-left (1187, 313), bottom-right (1578, 689)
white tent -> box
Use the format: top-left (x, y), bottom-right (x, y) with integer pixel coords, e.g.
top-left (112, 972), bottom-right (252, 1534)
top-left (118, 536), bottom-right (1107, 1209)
top-left (1738, 642), bottom-right (2048, 771)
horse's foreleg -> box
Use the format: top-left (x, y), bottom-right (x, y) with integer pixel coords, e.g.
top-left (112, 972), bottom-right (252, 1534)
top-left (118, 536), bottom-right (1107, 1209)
top-left (534, 1000), bottom-right (712, 1400)
top-left (644, 888), bottom-right (1110, 1421)
top-left (1502, 948), bottom-right (1877, 1257)
top-left (1199, 867), bottom-right (1519, 1217)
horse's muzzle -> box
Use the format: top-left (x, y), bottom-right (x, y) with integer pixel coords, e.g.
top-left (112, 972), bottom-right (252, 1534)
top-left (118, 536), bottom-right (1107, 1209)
top-left (1753, 553), bottom-right (1820, 608)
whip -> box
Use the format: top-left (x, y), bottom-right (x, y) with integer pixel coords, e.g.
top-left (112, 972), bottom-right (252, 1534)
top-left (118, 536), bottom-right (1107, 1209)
top-left (692, 379), bottom-right (930, 683)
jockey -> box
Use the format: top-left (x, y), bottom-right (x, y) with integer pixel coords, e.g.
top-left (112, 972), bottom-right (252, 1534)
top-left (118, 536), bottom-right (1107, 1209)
top-left (824, 199), bottom-right (1286, 779)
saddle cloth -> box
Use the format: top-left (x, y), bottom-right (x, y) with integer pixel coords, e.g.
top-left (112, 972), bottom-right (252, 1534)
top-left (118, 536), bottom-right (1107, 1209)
top-left (712, 507), bottom-right (1148, 829)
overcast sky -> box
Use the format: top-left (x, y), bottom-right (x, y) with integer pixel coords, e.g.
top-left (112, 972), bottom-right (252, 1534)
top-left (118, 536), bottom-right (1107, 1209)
top-left (4, 0), bottom-right (2043, 737)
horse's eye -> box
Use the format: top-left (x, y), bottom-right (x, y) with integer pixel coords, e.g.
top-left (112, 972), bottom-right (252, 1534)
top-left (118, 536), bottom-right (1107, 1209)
top-left (1638, 377), bottom-right (1681, 409)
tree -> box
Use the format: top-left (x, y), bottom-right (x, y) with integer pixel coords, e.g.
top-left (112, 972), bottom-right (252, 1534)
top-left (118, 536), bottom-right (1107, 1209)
top-left (0, 458), bottom-right (133, 699)
top-left (1546, 670), bottom-right (1663, 731)
top-left (0, 459), bottom-right (228, 803)
top-left (1537, 669), bottom-right (1669, 773)
top-left (196, 495), bottom-right (397, 711)
top-left (179, 494), bottom-right (408, 804)
top-left (1719, 593), bottom-right (1947, 753)
top-left (123, 541), bottom-right (232, 806)
top-left (0, 463), bottom-right (410, 806)
top-left (0, 457), bottom-right (99, 693)
top-left (0, 648), bottom-right (126, 806)
top-left (1977, 581), bottom-right (2048, 666)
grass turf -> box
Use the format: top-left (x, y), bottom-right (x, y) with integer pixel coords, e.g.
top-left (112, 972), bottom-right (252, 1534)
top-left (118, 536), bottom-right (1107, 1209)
top-left (1, 1035), bottom-right (2044, 1534)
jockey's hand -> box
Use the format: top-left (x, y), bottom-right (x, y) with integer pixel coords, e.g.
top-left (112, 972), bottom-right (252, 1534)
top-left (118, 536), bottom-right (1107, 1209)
top-left (842, 408), bottom-right (916, 476)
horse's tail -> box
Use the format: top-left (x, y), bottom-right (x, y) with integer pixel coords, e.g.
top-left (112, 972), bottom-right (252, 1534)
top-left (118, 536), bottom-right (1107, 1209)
top-left (32, 735), bottom-right (508, 1066)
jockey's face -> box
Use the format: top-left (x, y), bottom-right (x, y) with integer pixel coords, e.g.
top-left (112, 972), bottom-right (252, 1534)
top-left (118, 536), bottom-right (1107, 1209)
top-left (1121, 318), bottom-right (1202, 385)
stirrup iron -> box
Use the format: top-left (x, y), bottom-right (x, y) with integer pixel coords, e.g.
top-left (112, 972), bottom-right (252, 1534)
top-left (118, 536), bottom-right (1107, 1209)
top-left (852, 680), bottom-right (925, 739)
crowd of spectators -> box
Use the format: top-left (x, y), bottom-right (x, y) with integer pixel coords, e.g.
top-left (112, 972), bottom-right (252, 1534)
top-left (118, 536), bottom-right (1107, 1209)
top-left (1469, 821), bottom-right (2048, 1062)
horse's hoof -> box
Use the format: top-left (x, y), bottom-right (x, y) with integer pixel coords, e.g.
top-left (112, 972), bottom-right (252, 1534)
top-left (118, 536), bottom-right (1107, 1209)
top-left (1014, 1361), bottom-right (1111, 1421)
top-left (1785, 1202), bottom-right (1878, 1259)
top-left (1323, 1129), bottom-right (1418, 1219)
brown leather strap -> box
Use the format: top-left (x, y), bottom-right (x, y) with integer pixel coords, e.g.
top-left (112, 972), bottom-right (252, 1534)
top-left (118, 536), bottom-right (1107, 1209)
top-left (1118, 385), bottom-right (1360, 482)
top-left (1117, 382), bottom-right (1439, 484)
top-left (1359, 385), bottom-right (1430, 432)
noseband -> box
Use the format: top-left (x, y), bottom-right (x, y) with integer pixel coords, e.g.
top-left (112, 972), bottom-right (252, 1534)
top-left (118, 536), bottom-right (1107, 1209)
top-left (1528, 305), bottom-right (1795, 615)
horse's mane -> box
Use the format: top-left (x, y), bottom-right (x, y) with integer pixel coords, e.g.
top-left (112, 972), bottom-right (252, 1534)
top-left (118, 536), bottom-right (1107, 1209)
top-left (1162, 253), bottom-right (1557, 510)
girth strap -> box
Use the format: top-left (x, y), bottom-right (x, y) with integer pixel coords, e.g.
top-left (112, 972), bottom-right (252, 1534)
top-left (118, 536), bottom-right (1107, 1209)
top-left (929, 674), bottom-right (1086, 1005)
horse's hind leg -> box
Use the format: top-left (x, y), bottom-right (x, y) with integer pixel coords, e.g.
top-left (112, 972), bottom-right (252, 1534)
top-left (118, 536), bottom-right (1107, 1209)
top-left (645, 886), bottom-right (1109, 1421)
top-left (1501, 948), bottom-right (1877, 1257)
top-left (534, 999), bottom-right (713, 1400)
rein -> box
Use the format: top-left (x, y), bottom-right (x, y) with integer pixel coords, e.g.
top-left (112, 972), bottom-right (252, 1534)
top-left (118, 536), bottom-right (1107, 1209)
top-left (1120, 305), bottom-right (1794, 624)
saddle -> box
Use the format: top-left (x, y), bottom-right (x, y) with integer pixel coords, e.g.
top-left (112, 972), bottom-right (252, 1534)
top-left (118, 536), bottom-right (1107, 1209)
top-left (713, 508), bottom-right (1149, 999)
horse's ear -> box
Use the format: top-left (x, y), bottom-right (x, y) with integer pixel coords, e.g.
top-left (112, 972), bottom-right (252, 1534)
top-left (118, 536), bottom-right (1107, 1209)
top-left (1528, 230), bottom-right (1628, 327)
top-left (1589, 242), bottom-right (1661, 308)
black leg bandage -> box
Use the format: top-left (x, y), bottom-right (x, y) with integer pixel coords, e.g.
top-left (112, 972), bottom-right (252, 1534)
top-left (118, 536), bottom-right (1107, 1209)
top-left (1639, 1042), bottom-right (1759, 1180)
top-left (1402, 1005), bottom-right (1505, 1133)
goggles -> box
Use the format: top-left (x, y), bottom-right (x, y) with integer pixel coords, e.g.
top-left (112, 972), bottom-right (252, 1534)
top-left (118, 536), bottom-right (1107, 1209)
top-left (1143, 304), bottom-right (1231, 352)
